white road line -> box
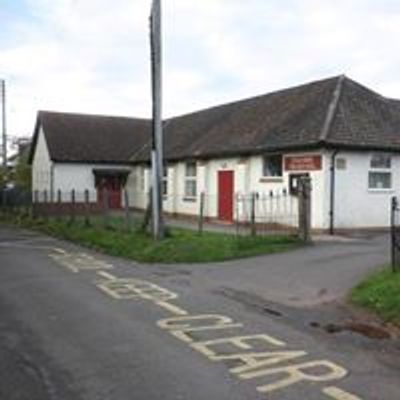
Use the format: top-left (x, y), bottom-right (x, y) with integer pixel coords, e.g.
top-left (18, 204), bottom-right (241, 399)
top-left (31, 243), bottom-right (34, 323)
top-left (97, 271), bottom-right (117, 280)
top-left (156, 301), bottom-right (189, 316)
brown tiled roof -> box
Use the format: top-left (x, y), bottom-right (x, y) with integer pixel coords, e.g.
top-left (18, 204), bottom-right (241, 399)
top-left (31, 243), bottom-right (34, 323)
top-left (326, 78), bottom-right (400, 150)
top-left (29, 111), bottom-right (151, 164)
top-left (161, 76), bottom-right (339, 160)
top-left (29, 76), bottom-right (400, 165)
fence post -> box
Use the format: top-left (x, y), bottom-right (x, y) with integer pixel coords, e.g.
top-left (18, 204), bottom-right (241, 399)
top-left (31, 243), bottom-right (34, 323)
top-left (32, 190), bottom-right (38, 219)
top-left (56, 190), bottom-right (62, 221)
top-left (103, 189), bottom-right (109, 229)
top-left (84, 189), bottom-right (90, 227)
top-left (298, 177), bottom-right (312, 243)
top-left (141, 190), bottom-right (152, 233)
top-left (70, 189), bottom-right (76, 225)
top-left (124, 189), bottom-right (131, 232)
top-left (235, 193), bottom-right (240, 237)
top-left (198, 192), bottom-right (205, 235)
top-left (3, 189), bottom-right (8, 215)
top-left (250, 192), bottom-right (257, 237)
top-left (390, 197), bottom-right (399, 273)
top-left (0, 190), bottom-right (3, 216)
top-left (25, 191), bottom-right (31, 218)
top-left (19, 191), bottom-right (25, 217)
top-left (43, 190), bottom-right (48, 221)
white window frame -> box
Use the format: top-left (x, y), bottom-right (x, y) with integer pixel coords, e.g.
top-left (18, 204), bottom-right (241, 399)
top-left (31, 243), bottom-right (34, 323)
top-left (184, 162), bottom-right (197, 200)
top-left (368, 153), bottom-right (393, 191)
top-left (262, 154), bottom-right (283, 178)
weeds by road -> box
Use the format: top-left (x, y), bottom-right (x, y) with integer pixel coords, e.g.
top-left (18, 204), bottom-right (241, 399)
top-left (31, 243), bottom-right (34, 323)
top-left (0, 215), bottom-right (301, 263)
top-left (351, 269), bottom-right (400, 325)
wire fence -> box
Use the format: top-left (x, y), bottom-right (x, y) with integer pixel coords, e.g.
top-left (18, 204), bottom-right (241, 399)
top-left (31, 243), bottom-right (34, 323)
top-left (0, 187), bottom-right (305, 237)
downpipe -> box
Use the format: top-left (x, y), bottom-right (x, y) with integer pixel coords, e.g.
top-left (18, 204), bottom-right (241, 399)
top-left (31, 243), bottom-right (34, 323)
top-left (329, 150), bottom-right (339, 235)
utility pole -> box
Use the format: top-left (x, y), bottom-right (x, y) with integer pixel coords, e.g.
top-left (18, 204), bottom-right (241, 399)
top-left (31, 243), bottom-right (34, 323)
top-left (150, 0), bottom-right (164, 240)
top-left (1, 79), bottom-right (6, 169)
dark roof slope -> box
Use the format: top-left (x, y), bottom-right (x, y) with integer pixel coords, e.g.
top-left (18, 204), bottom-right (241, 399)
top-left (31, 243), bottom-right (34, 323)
top-left (327, 78), bottom-right (400, 150)
top-left (133, 76), bottom-right (340, 161)
top-left (29, 76), bottom-right (400, 165)
top-left (29, 111), bottom-right (151, 164)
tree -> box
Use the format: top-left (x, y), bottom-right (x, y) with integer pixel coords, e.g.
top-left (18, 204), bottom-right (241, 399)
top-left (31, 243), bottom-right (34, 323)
top-left (14, 150), bottom-right (31, 190)
top-left (0, 166), bottom-right (6, 189)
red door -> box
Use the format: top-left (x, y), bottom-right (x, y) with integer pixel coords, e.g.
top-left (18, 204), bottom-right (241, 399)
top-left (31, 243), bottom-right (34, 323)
top-left (218, 171), bottom-right (234, 222)
top-left (97, 177), bottom-right (122, 209)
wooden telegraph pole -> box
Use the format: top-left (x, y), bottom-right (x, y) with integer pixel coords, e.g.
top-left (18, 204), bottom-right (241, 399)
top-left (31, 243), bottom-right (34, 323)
top-left (150, 0), bottom-right (165, 239)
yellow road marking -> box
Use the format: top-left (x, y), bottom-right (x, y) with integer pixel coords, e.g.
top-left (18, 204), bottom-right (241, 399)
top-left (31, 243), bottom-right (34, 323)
top-left (96, 278), bottom-right (178, 302)
top-left (50, 252), bottom-right (114, 273)
top-left (158, 314), bottom-right (244, 343)
top-left (53, 247), bottom-right (67, 254)
top-left (40, 249), bottom-right (364, 399)
top-left (97, 271), bottom-right (117, 280)
top-left (191, 334), bottom-right (286, 359)
top-left (155, 301), bottom-right (188, 316)
top-left (253, 360), bottom-right (347, 394)
top-left (230, 351), bottom-right (308, 375)
top-left (158, 314), bottom-right (238, 330)
top-left (323, 386), bottom-right (362, 399)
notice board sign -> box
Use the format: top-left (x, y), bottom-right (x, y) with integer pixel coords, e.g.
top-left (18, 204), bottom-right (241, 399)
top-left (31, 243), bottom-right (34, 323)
top-left (284, 155), bottom-right (322, 171)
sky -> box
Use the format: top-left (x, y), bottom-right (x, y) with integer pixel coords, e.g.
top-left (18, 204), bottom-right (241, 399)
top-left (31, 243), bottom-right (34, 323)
top-left (2, 0), bottom-right (400, 141)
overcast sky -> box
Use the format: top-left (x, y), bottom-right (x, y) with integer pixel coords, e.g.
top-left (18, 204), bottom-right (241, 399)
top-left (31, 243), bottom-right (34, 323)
top-left (2, 0), bottom-right (400, 139)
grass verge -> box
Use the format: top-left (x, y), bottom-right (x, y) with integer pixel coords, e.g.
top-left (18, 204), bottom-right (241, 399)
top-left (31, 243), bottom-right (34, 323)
top-left (0, 215), bottom-right (301, 263)
top-left (351, 269), bottom-right (400, 325)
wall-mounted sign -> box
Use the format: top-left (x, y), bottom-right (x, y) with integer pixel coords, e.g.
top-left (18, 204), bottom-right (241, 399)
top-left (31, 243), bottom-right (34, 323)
top-left (284, 155), bottom-right (322, 172)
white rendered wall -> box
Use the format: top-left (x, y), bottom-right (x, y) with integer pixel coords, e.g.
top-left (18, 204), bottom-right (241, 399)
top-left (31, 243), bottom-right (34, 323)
top-left (127, 154), bottom-right (328, 228)
top-left (53, 163), bottom-right (132, 202)
top-left (332, 151), bottom-right (398, 229)
top-left (126, 165), bottom-right (149, 209)
top-left (244, 152), bottom-right (327, 229)
top-left (31, 127), bottom-right (52, 195)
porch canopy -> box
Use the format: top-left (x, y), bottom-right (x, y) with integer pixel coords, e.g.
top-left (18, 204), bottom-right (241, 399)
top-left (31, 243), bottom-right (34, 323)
top-left (92, 168), bottom-right (131, 187)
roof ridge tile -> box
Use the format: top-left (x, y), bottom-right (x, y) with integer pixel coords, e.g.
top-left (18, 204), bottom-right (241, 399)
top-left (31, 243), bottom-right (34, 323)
top-left (319, 75), bottom-right (346, 142)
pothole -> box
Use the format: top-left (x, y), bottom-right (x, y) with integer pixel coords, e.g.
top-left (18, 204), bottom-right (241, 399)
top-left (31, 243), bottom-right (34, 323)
top-left (344, 322), bottom-right (391, 340)
top-left (310, 321), bottom-right (391, 340)
top-left (216, 287), bottom-right (285, 318)
top-left (263, 307), bottom-right (283, 317)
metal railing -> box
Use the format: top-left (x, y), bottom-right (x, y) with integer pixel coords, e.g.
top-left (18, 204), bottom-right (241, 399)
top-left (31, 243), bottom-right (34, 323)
top-left (0, 187), bottom-right (308, 238)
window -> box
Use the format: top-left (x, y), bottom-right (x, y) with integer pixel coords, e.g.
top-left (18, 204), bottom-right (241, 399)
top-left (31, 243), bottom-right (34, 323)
top-left (263, 155), bottom-right (283, 177)
top-left (368, 153), bottom-right (392, 190)
top-left (184, 162), bottom-right (197, 198)
top-left (162, 166), bottom-right (168, 196)
top-left (336, 158), bottom-right (347, 170)
top-left (371, 153), bottom-right (391, 169)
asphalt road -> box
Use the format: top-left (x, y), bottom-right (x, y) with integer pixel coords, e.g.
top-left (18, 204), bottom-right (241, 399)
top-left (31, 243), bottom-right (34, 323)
top-left (0, 224), bottom-right (399, 400)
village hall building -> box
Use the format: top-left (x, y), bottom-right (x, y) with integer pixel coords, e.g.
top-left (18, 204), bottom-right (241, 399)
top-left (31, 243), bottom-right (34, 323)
top-left (28, 75), bottom-right (400, 231)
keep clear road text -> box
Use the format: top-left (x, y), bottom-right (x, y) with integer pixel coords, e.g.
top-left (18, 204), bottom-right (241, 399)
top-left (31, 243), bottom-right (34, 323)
top-left (48, 247), bottom-right (362, 400)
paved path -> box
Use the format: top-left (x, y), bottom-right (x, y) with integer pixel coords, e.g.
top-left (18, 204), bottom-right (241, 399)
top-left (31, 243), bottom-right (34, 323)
top-left (162, 232), bottom-right (389, 307)
top-left (0, 225), bottom-right (398, 400)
